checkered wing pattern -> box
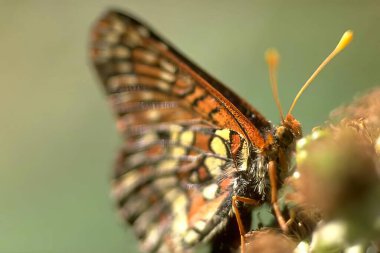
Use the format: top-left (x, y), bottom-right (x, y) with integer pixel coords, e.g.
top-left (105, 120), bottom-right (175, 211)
top-left (91, 10), bottom-right (269, 253)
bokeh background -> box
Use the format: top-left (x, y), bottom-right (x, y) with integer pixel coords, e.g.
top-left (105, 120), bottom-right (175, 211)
top-left (1, 1), bottom-right (379, 252)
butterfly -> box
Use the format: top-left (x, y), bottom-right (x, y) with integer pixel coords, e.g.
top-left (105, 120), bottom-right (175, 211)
top-left (90, 10), bottom-right (352, 253)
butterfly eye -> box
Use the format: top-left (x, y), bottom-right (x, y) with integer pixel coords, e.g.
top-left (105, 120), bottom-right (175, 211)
top-left (276, 126), bottom-right (294, 147)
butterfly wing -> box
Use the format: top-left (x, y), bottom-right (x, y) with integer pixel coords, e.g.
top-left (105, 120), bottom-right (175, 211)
top-left (91, 10), bottom-right (270, 253)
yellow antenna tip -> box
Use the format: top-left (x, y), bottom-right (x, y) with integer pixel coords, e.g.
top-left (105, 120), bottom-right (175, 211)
top-left (265, 48), bottom-right (280, 67)
top-left (287, 30), bottom-right (354, 116)
top-left (335, 30), bottom-right (354, 53)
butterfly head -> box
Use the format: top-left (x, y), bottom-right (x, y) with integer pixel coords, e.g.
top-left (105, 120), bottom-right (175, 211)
top-left (276, 114), bottom-right (302, 148)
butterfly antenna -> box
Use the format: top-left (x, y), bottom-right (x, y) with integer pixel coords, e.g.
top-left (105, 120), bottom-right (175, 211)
top-left (287, 30), bottom-right (353, 116)
top-left (266, 48), bottom-right (284, 121)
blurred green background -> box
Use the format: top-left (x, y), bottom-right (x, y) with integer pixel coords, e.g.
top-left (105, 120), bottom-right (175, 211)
top-left (0, 1), bottom-right (379, 252)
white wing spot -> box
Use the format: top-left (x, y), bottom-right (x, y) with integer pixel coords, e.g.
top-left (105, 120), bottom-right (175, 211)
top-left (202, 183), bottom-right (219, 200)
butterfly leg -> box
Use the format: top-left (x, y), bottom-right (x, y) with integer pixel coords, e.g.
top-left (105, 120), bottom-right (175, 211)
top-left (285, 208), bottom-right (296, 227)
top-left (268, 160), bottom-right (288, 232)
top-left (232, 195), bottom-right (259, 253)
